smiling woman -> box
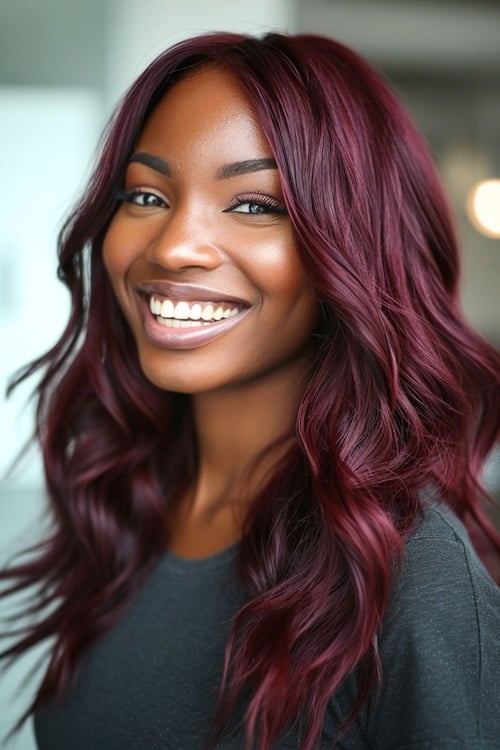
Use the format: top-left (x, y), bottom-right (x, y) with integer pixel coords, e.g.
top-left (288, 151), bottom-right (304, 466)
top-left (1, 32), bottom-right (500, 750)
top-left (103, 66), bottom-right (317, 399)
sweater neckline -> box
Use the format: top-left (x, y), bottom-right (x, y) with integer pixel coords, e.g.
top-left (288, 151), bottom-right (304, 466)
top-left (160, 540), bottom-right (240, 574)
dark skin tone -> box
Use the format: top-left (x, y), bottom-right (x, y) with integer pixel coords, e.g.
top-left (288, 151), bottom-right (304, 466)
top-left (103, 67), bottom-right (319, 557)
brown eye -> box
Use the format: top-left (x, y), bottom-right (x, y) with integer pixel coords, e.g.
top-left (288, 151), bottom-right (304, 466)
top-left (115, 189), bottom-right (167, 208)
top-left (224, 195), bottom-right (287, 215)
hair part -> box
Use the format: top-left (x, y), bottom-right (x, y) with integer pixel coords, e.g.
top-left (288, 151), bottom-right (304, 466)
top-left (2, 31), bottom-right (499, 750)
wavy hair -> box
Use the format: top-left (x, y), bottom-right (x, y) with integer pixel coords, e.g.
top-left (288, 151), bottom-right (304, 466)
top-left (2, 32), bottom-right (499, 750)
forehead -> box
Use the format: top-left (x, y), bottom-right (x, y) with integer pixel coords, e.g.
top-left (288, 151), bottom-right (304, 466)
top-left (135, 65), bottom-right (272, 163)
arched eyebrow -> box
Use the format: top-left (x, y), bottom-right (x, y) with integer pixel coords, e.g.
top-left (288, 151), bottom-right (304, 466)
top-left (129, 152), bottom-right (171, 175)
top-left (128, 152), bottom-right (277, 179)
top-left (216, 158), bottom-right (277, 179)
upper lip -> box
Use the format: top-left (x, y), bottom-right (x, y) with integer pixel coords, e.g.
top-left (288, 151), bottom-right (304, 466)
top-left (136, 281), bottom-right (251, 307)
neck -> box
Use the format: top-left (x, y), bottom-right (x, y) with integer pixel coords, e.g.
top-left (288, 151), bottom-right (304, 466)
top-left (164, 356), bottom-right (314, 557)
top-left (188, 358), bottom-right (312, 518)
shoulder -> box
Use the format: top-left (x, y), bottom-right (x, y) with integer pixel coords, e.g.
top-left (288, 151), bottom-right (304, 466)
top-left (367, 503), bottom-right (500, 749)
top-left (326, 504), bottom-right (499, 749)
top-left (390, 502), bottom-right (499, 622)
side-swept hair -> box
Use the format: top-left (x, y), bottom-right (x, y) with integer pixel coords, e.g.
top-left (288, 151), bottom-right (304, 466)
top-left (2, 32), bottom-right (499, 750)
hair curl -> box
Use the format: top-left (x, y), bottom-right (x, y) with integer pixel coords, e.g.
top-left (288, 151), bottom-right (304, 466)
top-left (2, 32), bottom-right (499, 750)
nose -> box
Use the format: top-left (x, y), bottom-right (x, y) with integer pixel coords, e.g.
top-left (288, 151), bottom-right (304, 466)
top-left (145, 206), bottom-right (222, 273)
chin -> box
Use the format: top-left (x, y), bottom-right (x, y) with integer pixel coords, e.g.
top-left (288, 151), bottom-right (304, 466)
top-left (137, 355), bottom-right (219, 395)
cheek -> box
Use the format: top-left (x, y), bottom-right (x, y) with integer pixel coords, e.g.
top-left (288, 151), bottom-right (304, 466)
top-left (248, 238), bottom-right (317, 314)
top-left (101, 217), bottom-right (136, 292)
top-left (100, 224), bottom-right (136, 326)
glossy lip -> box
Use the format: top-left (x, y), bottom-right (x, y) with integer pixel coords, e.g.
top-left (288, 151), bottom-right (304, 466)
top-left (136, 281), bottom-right (250, 306)
top-left (136, 289), bottom-right (253, 350)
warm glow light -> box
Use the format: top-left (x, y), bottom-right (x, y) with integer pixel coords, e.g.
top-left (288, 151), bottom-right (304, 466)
top-left (467, 179), bottom-right (500, 238)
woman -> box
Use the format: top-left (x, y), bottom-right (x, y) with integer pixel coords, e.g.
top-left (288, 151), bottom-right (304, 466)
top-left (1, 32), bottom-right (499, 750)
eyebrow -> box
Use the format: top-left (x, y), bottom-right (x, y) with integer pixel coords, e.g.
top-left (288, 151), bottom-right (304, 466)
top-left (216, 158), bottom-right (277, 179)
top-left (128, 152), bottom-right (277, 180)
top-left (129, 152), bottom-right (171, 175)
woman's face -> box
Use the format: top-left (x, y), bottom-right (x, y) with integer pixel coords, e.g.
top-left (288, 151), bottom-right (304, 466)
top-left (103, 65), bottom-right (318, 394)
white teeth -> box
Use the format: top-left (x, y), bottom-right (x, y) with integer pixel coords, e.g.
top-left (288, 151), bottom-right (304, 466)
top-left (201, 304), bottom-right (214, 321)
top-left (174, 301), bottom-right (190, 320)
top-left (149, 295), bottom-right (241, 323)
top-left (157, 318), bottom-right (212, 328)
top-left (149, 297), bottom-right (162, 315)
top-left (190, 303), bottom-right (202, 320)
top-left (161, 299), bottom-right (175, 318)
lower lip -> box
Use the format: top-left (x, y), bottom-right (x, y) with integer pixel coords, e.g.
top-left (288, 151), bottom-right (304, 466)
top-left (139, 298), bottom-right (250, 350)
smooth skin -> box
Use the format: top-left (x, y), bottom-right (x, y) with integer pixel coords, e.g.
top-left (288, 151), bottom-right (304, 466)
top-left (103, 66), bottom-right (319, 557)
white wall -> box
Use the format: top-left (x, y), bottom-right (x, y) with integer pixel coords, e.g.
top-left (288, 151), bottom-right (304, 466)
top-left (0, 87), bottom-right (101, 487)
top-left (105, 0), bottom-right (297, 105)
top-left (0, 87), bottom-right (101, 750)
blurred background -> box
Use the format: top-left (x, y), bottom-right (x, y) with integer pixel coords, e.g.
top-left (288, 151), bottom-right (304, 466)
top-left (0, 1), bottom-right (499, 747)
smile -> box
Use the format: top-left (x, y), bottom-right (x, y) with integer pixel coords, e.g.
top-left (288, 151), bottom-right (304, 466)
top-left (137, 288), bottom-right (251, 350)
top-left (149, 295), bottom-right (240, 327)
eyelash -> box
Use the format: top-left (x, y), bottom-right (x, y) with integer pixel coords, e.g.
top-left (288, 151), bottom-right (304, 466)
top-left (115, 188), bottom-right (166, 208)
top-left (223, 193), bottom-right (287, 216)
top-left (114, 189), bottom-right (287, 215)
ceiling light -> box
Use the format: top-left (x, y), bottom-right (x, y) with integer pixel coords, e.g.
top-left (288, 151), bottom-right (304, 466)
top-left (467, 179), bottom-right (500, 239)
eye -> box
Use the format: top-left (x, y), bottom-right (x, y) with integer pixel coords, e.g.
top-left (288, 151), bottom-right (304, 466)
top-left (224, 194), bottom-right (287, 216)
top-left (231, 202), bottom-right (274, 215)
top-left (115, 188), bottom-right (167, 208)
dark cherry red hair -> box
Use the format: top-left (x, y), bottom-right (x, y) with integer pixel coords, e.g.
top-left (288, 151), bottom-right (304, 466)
top-left (2, 32), bottom-right (499, 750)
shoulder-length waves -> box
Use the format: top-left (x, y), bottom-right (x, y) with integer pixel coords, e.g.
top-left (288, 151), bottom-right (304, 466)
top-left (1, 32), bottom-right (499, 750)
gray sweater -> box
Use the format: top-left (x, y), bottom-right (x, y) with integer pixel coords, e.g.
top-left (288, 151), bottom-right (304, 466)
top-left (34, 505), bottom-right (500, 749)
